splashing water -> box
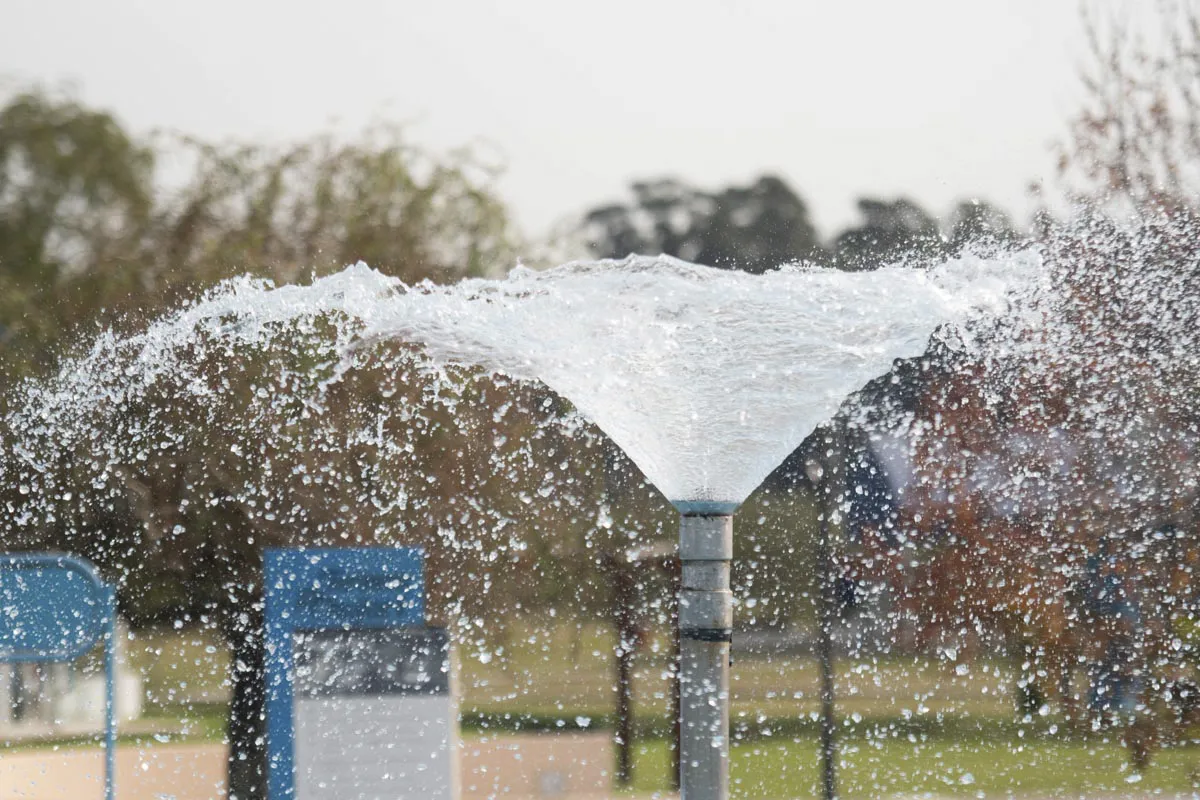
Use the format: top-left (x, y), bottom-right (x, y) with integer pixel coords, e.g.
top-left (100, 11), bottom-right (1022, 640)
top-left (5, 251), bottom-right (1040, 515)
top-left (353, 254), bottom-right (1039, 509)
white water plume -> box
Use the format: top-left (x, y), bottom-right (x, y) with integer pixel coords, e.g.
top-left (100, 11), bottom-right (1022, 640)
top-left (5, 251), bottom-right (1041, 514)
top-left (356, 254), bottom-right (1039, 509)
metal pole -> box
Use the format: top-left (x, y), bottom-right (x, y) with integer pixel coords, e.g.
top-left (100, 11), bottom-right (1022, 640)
top-left (817, 503), bottom-right (837, 800)
top-left (669, 562), bottom-right (682, 793)
top-left (678, 512), bottom-right (733, 800)
top-left (614, 563), bottom-right (635, 787)
top-left (812, 427), bottom-right (842, 800)
top-left (104, 585), bottom-right (117, 800)
top-left (603, 443), bottom-right (636, 787)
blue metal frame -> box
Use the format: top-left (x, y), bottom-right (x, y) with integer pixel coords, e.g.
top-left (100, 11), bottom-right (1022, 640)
top-left (0, 553), bottom-right (109, 660)
top-left (264, 547), bottom-right (426, 800)
top-left (0, 553), bottom-right (117, 800)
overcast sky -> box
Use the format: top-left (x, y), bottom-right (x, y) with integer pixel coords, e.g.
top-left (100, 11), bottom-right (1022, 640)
top-left (2, 1), bottom-right (1142, 246)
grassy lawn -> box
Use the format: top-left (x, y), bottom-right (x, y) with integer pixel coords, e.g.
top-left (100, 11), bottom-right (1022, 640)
top-left (0, 704), bottom-right (228, 752)
top-left (96, 622), bottom-right (1200, 797)
top-left (124, 620), bottom-right (1018, 722)
top-left (454, 621), bottom-right (1015, 722)
top-left (127, 627), bottom-right (232, 708)
top-left (624, 736), bottom-right (1200, 798)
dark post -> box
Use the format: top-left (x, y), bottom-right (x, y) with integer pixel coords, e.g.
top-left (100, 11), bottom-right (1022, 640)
top-left (669, 558), bottom-right (681, 792)
top-left (614, 559), bottom-right (636, 786)
top-left (603, 442), bottom-right (638, 788)
top-left (605, 545), bottom-right (680, 790)
top-left (809, 428), bottom-right (839, 800)
top-left (601, 441), bottom-right (684, 791)
top-left (225, 596), bottom-right (268, 800)
top-left (817, 511), bottom-right (837, 800)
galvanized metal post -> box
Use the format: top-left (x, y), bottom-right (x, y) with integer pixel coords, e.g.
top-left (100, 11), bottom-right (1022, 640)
top-left (678, 511), bottom-right (733, 800)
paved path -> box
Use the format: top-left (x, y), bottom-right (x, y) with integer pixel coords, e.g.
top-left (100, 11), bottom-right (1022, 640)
top-left (7, 742), bottom-right (1196, 800)
top-left (0, 744), bottom-right (226, 800)
top-left (0, 734), bottom-right (624, 799)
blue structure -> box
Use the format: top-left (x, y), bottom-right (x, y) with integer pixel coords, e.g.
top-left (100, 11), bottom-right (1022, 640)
top-left (0, 554), bottom-right (117, 800)
top-left (264, 547), bottom-right (426, 800)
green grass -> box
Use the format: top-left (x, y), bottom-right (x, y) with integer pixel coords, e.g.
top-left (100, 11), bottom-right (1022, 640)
top-left (124, 621), bottom-right (1017, 722)
top-left (454, 621), bottom-right (1016, 722)
top-left (1, 704), bottom-right (228, 752)
top-left (623, 736), bottom-right (1200, 798)
top-left (127, 627), bottom-right (231, 709)
top-left (74, 623), bottom-right (1199, 797)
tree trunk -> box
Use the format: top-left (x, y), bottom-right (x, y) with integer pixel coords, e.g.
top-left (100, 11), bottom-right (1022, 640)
top-left (223, 595), bottom-right (267, 800)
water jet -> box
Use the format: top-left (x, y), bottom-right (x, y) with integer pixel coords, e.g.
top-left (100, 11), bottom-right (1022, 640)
top-left (4, 252), bottom-right (1038, 799)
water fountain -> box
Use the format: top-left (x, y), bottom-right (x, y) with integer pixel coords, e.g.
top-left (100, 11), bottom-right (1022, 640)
top-left (3, 251), bottom-right (1038, 799)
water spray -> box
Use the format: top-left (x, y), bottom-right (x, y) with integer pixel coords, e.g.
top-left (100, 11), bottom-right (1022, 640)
top-left (4, 252), bottom-right (1039, 800)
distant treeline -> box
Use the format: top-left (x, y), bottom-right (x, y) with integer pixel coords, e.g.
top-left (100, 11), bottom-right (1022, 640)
top-left (578, 175), bottom-right (1021, 273)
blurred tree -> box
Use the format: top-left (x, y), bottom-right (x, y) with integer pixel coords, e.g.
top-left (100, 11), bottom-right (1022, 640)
top-left (0, 90), bottom-right (152, 372)
top-left (946, 198), bottom-right (1020, 255)
top-left (831, 197), bottom-right (944, 270)
top-left (856, 215), bottom-right (1200, 768)
top-left (1059, 0), bottom-right (1200, 212)
top-left (140, 129), bottom-right (513, 293)
top-left (581, 175), bottom-right (824, 271)
top-left (1048, 4), bottom-right (1200, 758)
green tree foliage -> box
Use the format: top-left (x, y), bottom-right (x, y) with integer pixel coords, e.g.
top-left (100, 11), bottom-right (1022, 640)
top-left (142, 130), bottom-right (512, 293)
top-left (581, 175), bottom-right (824, 272)
top-left (0, 90), bottom-right (153, 370)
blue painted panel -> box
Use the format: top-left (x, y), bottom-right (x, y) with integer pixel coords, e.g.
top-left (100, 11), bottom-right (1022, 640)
top-left (0, 554), bottom-right (110, 662)
top-left (264, 547), bottom-right (425, 800)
